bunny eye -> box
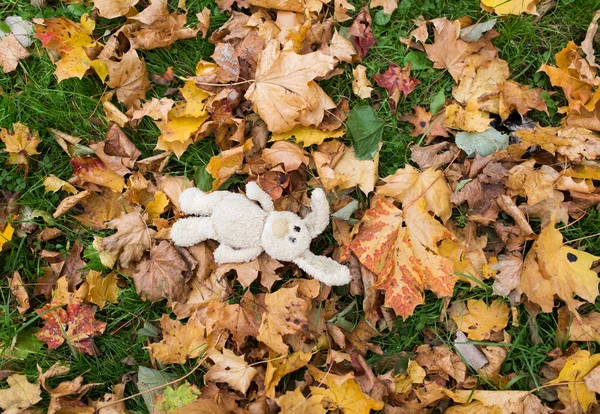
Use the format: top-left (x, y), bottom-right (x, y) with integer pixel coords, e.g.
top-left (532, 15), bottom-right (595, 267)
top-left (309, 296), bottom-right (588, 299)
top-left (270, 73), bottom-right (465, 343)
top-left (293, 226), bottom-right (301, 232)
top-left (289, 237), bottom-right (297, 244)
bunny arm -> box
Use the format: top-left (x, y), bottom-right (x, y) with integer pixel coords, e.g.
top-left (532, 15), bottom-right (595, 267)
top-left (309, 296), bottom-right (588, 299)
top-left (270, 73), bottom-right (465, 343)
top-left (303, 188), bottom-right (330, 238)
top-left (179, 187), bottom-right (228, 216)
top-left (214, 244), bottom-right (263, 264)
top-left (171, 216), bottom-right (215, 247)
top-left (245, 181), bottom-right (274, 213)
top-left (293, 251), bottom-right (351, 286)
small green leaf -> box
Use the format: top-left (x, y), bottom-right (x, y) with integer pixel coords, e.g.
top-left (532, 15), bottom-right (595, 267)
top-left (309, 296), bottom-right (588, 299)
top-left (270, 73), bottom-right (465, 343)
top-left (374, 11), bottom-right (391, 26)
top-left (3, 329), bottom-right (44, 359)
top-left (194, 165), bottom-right (213, 192)
top-left (137, 321), bottom-right (161, 338)
top-left (156, 382), bottom-right (201, 412)
top-left (455, 178), bottom-right (473, 192)
top-left (455, 128), bottom-right (509, 157)
top-left (347, 105), bottom-right (385, 160)
top-left (84, 244), bottom-right (109, 271)
top-left (67, 4), bottom-right (88, 17)
top-left (137, 366), bottom-right (174, 413)
top-left (430, 88), bottom-right (446, 115)
top-left (403, 51), bottom-right (432, 70)
top-left (0, 22), bottom-right (11, 34)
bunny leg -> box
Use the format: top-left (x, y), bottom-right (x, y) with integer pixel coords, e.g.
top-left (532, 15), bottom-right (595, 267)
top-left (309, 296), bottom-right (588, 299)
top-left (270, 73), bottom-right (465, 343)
top-left (246, 181), bottom-right (274, 213)
top-left (293, 251), bottom-right (351, 286)
top-left (179, 187), bottom-right (228, 216)
top-left (170, 217), bottom-right (215, 247)
top-left (213, 244), bottom-right (263, 264)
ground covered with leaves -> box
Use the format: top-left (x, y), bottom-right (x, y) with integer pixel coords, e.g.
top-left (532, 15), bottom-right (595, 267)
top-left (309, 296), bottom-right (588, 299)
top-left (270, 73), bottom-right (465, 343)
top-left (1, 0), bottom-right (600, 412)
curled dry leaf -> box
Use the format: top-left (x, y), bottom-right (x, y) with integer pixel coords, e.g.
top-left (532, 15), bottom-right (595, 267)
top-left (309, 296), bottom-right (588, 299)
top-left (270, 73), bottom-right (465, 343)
top-left (352, 64), bottom-right (373, 99)
top-left (0, 34), bottom-right (30, 73)
top-left (102, 210), bottom-right (156, 268)
top-left (245, 40), bottom-right (336, 133)
top-left (205, 348), bottom-right (258, 394)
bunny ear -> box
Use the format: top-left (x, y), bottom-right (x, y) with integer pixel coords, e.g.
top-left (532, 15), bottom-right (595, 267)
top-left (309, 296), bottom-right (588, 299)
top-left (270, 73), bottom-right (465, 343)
top-left (303, 188), bottom-right (330, 238)
top-left (293, 251), bottom-right (351, 286)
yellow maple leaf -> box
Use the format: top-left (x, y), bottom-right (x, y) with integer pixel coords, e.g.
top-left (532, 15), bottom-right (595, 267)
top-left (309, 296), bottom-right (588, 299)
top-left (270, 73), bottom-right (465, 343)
top-left (450, 299), bottom-right (509, 340)
top-left (276, 388), bottom-right (326, 414)
top-left (265, 351), bottom-right (313, 398)
top-left (80, 270), bottom-right (119, 309)
top-left (0, 374), bottom-right (42, 414)
top-left (309, 366), bottom-right (384, 414)
top-left (548, 350), bottom-right (600, 411)
top-left (148, 312), bottom-right (207, 365)
top-left (0, 223), bottom-right (14, 253)
top-left (377, 164), bottom-right (452, 222)
top-left (445, 101), bottom-right (491, 133)
top-left (521, 223), bottom-right (600, 315)
top-left (206, 140), bottom-right (253, 190)
top-left (43, 174), bottom-right (78, 195)
top-left (0, 123), bottom-right (41, 169)
top-left (271, 126), bottom-right (345, 147)
top-left (480, 0), bottom-right (540, 15)
top-left (145, 191), bottom-right (169, 220)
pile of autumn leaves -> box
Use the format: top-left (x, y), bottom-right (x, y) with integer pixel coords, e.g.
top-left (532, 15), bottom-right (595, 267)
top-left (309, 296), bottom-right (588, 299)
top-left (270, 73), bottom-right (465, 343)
top-left (3, 0), bottom-right (600, 412)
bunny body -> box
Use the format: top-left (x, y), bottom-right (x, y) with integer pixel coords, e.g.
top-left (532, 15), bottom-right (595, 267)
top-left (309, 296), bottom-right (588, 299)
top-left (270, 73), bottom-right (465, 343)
top-left (170, 182), bottom-right (351, 286)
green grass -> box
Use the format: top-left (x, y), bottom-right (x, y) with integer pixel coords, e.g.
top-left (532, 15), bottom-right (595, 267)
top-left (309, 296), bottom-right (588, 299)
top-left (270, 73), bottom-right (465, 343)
top-left (1, 0), bottom-right (600, 411)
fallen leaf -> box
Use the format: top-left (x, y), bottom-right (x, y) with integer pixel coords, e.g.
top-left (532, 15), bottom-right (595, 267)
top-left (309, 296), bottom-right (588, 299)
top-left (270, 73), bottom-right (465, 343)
top-left (416, 343), bottom-right (467, 383)
top-left (133, 240), bottom-right (194, 302)
top-left (446, 390), bottom-right (548, 413)
top-left (265, 350), bottom-right (312, 398)
top-left (262, 140), bottom-right (310, 172)
top-left (547, 350), bottom-right (600, 412)
top-left (0, 123), bottom-right (41, 170)
top-left (53, 190), bottom-right (90, 218)
top-left (0, 374), bottom-right (42, 414)
top-left (373, 63), bottom-right (420, 111)
top-left (348, 6), bottom-right (375, 59)
top-left (349, 198), bottom-right (457, 318)
top-left (352, 65), bottom-right (373, 99)
top-left (309, 366), bottom-right (384, 414)
top-left (480, 0), bottom-right (540, 15)
top-left (276, 388), bottom-right (326, 414)
top-left (445, 101), bottom-right (491, 133)
top-left (450, 299), bottom-right (509, 340)
top-left (74, 190), bottom-right (131, 230)
top-left (377, 164), bottom-right (452, 222)
top-left (347, 105), bottom-right (385, 160)
top-left (145, 191), bottom-right (170, 219)
top-left (0, 34), bottom-right (30, 73)
top-left (147, 312), bottom-right (207, 364)
top-left (521, 223), bottom-right (600, 315)
top-left (197, 7), bottom-right (211, 38)
top-left (455, 127), bottom-right (509, 157)
top-left (454, 330), bottom-right (488, 371)
top-left (93, 0), bottom-right (139, 18)
top-left (370, 0), bottom-right (398, 15)
top-left (210, 290), bottom-right (261, 347)
top-left (70, 156), bottom-right (126, 192)
top-left (205, 348), bottom-right (258, 393)
top-left (102, 210), bottom-right (156, 268)
top-left (44, 174), bottom-right (78, 195)
top-left (81, 270), bottom-right (119, 309)
top-left (0, 223), bottom-right (14, 252)
top-left (245, 39), bottom-right (336, 133)
top-left (400, 106), bottom-right (449, 142)
top-left (513, 125), bottom-right (600, 162)
top-left (271, 126), bottom-right (345, 147)
top-left (103, 48), bottom-right (151, 108)
top-left (207, 140), bottom-right (253, 189)
top-left (257, 286), bottom-right (310, 354)
top-left (9, 271), bottom-right (29, 314)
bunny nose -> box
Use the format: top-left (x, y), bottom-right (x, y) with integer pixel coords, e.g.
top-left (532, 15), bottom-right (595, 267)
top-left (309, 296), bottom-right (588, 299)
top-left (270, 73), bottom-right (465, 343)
top-left (272, 218), bottom-right (289, 238)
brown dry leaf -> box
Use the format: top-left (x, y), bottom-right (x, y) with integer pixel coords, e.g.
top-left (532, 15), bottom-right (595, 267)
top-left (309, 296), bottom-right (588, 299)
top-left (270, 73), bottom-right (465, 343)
top-left (0, 123), bottom-right (41, 170)
top-left (0, 374), bottom-right (42, 414)
top-left (334, 0), bottom-right (355, 22)
top-left (309, 366), bottom-right (385, 414)
top-left (133, 240), bottom-right (194, 302)
top-left (262, 140), bottom-right (310, 172)
top-left (410, 142), bottom-right (458, 170)
top-left (148, 312), bottom-right (207, 364)
top-left (74, 190), bottom-right (131, 230)
top-left (377, 164), bottom-right (452, 222)
top-left (506, 160), bottom-right (558, 206)
top-left (9, 271), bottom-right (30, 314)
top-left (324, 31), bottom-right (357, 63)
top-left (265, 350), bottom-right (312, 398)
top-left (205, 348), bottom-right (258, 393)
top-left (210, 290), bottom-right (262, 347)
top-left (89, 124), bottom-right (141, 177)
top-left (416, 344), bottom-right (467, 383)
top-left (93, 0), bottom-right (139, 18)
top-left (558, 307), bottom-right (600, 342)
top-left (257, 285), bottom-right (310, 354)
top-left (352, 64), bottom-right (373, 99)
top-left (102, 210), bottom-right (156, 268)
top-left (80, 270), bottom-right (119, 309)
top-left (480, 0), bottom-right (540, 15)
top-left (0, 34), bottom-right (30, 73)
top-left (513, 125), bottom-right (600, 162)
top-left (446, 390), bottom-right (548, 413)
top-left (348, 198), bottom-right (457, 319)
top-left (53, 190), bottom-right (90, 219)
top-left (400, 106), bottom-right (449, 142)
top-left (248, 0), bottom-right (303, 12)
top-left (370, 0), bottom-right (398, 15)
top-left (449, 299), bottom-right (509, 340)
top-left (491, 254), bottom-right (523, 297)
top-left (197, 7), bottom-right (211, 38)
top-left (89, 383), bottom-right (128, 414)
top-left (103, 48), bottom-right (151, 108)
top-left (498, 80), bottom-right (548, 120)
top-left (276, 388), bottom-right (326, 414)
top-left (37, 363), bottom-right (98, 414)
top-left (521, 223), bottom-right (600, 316)
top-left (245, 39), bottom-right (336, 133)
top-left (453, 59), bottom-right (509, 111)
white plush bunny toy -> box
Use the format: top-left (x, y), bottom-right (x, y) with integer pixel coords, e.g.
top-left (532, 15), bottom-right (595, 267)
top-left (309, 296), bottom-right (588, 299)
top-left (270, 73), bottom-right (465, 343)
top-left (170, 182), bottom-right (351, 286)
